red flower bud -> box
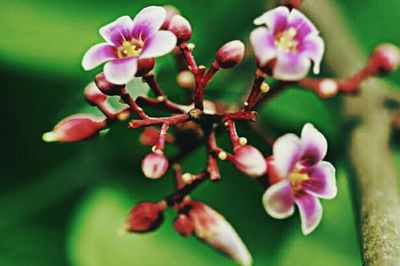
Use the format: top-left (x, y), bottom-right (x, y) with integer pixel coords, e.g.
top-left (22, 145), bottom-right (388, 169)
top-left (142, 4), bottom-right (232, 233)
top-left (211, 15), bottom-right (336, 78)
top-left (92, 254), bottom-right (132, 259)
top-left (95, 72), bottom-right (123, 96)
top-left (370, 43), bottom-right (400, 73)
top-left (233, 145), bottom-right (267, 177)
top-left (168, 15), bottom-right (192, 45)
top-left (42, 114), bottom-right (105, 142)
top-left (161, 6), bottom-right (180, 30)
top-left (173, 214), bottom-right (194, 236)
top-left (216, 40), bottom-right (245, 69)
top-left (187, 201), bottom-right (252, 266)
top-left (139, 127), bottom-right (174, 146)
top-left (126, 201), bottom-right (165, 232)
top-left (84, 82), bottom-right (107, 105)
top-left (135, 58), bottom-right (155, 77)
top-left (141, 152), bottom-right (169, 179)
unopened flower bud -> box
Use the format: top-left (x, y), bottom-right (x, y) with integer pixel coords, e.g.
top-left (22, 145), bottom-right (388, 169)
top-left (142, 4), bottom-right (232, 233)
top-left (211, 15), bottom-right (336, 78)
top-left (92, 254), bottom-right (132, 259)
top-left (176, 70), bottom-right (195, 89)
top-left (317, 79), bottom-right (338, 98)
top-left (135, 58), bottom-right (155, 77)
top-left (215, 40), bottom-right (245, 69)
top-left (168, 15), bottom-right (192, 45)
top-left (42, 114), bottom-right (105, 143)
top-left (370, 43), bottom-right (400, 73)
top-left (141, 152), bottom-right (169, 179)
top-left (139, 127), bottom-right (174, 146)
top-left (173, 214), bottom-right (194, 236)
top-left (161, 6), bottom-right (180, 30)
top-left (126, 201), bottom-right (165, 232)
top-left (188, 201), bottom-right (252, 266)
top-left (95, 72), bottom-right (123, 96)
top-left (84, 82), bottom-right (107, 105)
top-left (233, 145), bottom-right (267, 177)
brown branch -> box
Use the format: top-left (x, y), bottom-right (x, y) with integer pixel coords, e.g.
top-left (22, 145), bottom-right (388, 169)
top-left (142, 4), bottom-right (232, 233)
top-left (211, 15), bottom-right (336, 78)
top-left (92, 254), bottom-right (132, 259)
top-left (301, 1), bottom-right (400, 264)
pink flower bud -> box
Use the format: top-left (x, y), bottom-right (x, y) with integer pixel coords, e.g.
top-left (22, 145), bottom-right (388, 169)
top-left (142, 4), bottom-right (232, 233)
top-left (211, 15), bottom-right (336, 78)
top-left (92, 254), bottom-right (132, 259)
top-left (126, 201), bottom-right (165, 232)
top-left (135, 58), bottom-right (155, 77)
top-left (161, 6), bottom-right (180, 30)
top-left (216, 40), bottom-right (245, 69)
top-left (141, 152), bottom-right (169, 179)
top-left (188, 201), bottom-right (252, 266)
top-left (370, 43), bottom-right (400, 73)
top-left (233, 145), bottom-right (267, 177)
top-left (173, 214), bottom-right (194, 236)
top-left (95, 72), bottom-right (123, 96)
top-left (168, 15), bottom-right (192, 45)
top-left (84, 82), bottom-right (107, 105)
top-left (42, 114), bottom-right (105, 142)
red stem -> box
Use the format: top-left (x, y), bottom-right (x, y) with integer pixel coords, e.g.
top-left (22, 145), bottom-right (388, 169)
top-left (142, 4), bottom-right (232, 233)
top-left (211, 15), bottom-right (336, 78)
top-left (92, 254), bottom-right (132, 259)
top-left (155, 123), bottom-right (169, 151)
top-left (129, 113), bottom-right (190, 129)
top-left (245, 74), bottom-right (265, 110)
top-left (120, 87), bottom-right (149, 119)
top-left (226, 120), bottom-right (240, 148)
top-left (136, 96), bottom-right (185, 113)
top-left (221, 110), bottom-right (258, 122)
top-left (165, 172), bottom-right (208, 206)
top-left (142, 74), bottom-right (165, 97)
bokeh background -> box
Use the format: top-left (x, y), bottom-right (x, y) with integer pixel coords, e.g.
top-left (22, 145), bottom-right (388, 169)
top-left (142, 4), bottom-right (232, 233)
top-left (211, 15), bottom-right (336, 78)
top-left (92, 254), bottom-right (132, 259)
top-left (2, 0), bottom-right (400, 265)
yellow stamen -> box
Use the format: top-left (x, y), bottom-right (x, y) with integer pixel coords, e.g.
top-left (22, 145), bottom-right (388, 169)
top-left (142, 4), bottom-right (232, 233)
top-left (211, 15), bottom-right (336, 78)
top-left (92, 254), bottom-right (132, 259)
top-left (289, 172), bottom-right (309, 187)
top-left (275, 27), bottom-right (298, 53)
top-left (118, 39), bottom-right (143, 58)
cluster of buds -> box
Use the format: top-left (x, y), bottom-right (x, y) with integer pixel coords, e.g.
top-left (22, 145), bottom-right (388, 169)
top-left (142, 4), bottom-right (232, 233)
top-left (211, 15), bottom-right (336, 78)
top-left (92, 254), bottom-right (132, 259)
top-left (43, 3), bottom-right (399, 265)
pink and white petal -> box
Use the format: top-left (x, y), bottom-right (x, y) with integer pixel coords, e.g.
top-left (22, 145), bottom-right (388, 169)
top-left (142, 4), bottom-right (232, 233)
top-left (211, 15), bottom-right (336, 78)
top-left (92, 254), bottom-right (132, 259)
top-left (82, 43), bottom-right (117, 70)
top-left (273, 52), bottom-right (311, 81)
top-left (140, 31), bottom-right (177, 58)
top-left (273, 133), bottom-right (302, 178)
top-left (254, 6), bottom-right (289, 34)
top-left (262, 180), bottom-right (295, 219)
top-left (300, 123), bottom-right (327, 166)
top-left (288, 9), bottom-right (318, 40)
top-left (250, 27), bottom-right (278, 66)
top-left (303, 161), bottom-right (337, 199)
top-left (299, 36), bottom-right (324, 74)
top-left (99, 16), bottom-right (133, 46)
top-left (294, 193), bottom-right (322, 235)
top-left (103, 57), bottom-right (138, 85)
top-left (131, 6), bottom-right (166, 40)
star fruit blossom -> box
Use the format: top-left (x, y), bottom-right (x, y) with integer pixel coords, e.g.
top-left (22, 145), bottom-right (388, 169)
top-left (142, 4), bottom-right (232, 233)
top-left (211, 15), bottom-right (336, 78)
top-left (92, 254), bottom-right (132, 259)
top-left (263, 123), bottom-right (337, 235)
top-left (250, 6), bottom-right (324, 81)
top-left (82, 6), bottom-right (177, 85)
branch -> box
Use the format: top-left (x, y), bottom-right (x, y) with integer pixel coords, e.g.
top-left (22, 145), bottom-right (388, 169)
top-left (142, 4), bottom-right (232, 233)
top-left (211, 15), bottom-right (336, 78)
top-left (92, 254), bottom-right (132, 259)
top-left (302, 1), bottom-right (400, 264)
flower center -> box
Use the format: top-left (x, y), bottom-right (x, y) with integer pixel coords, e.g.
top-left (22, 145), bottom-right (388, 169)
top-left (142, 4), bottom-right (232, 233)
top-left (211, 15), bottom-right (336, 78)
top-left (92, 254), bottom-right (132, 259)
top-left (275, 27), bottom-right (298, 53)
top-left (118, 39), bottom-right (144, 58)
top-left (289, 171), bottom-right (309, 191)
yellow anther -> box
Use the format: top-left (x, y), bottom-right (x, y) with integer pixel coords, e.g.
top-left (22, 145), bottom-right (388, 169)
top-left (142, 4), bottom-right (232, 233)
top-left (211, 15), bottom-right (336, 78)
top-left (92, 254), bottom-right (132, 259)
top-left (289, 172), bottom-right (309, 186)
top-left (275, 27), bottom-right (298, 53)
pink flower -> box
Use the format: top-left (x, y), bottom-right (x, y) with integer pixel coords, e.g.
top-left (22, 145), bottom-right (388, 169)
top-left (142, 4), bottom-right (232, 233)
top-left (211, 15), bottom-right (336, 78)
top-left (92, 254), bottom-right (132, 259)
top-left (82, 6), bottom-right (177, 85)
top-left (263, 123), bottom-right (337, 235)
top-left (250, 6), bottom-right (324, 80)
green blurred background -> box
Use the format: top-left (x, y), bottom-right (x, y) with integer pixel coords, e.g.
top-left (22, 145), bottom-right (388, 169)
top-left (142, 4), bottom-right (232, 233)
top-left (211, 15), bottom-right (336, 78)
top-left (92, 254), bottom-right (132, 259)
top-left (2, 0), bottom-right (400, 265)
